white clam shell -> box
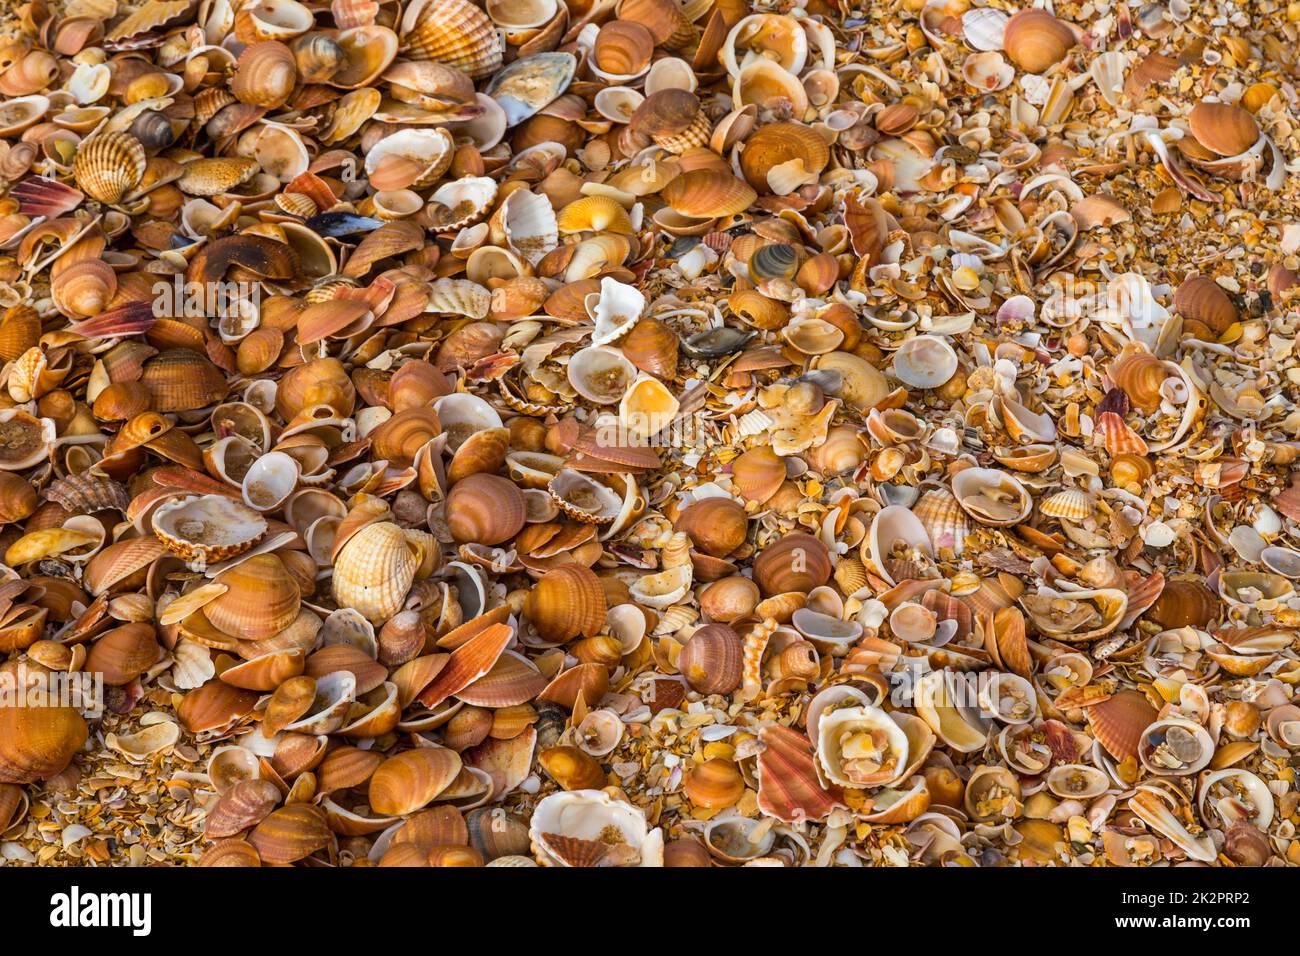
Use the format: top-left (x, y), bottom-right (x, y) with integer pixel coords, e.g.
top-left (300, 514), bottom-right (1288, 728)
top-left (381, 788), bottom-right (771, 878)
top-left (588, 276), bottom-right (645, 346)
top-left (892, 335), bottom-right (959, 389)
top-left (815, 704), bottom-right (909, 789)
top-left (567, 345), bottom-right (638, 405)
top-left (528, 788), bottom-right (662, 866)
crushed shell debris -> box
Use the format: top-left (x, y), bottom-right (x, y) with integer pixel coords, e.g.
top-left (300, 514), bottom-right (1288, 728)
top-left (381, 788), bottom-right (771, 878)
top-left (0, 0), bottom-right (1298, 869)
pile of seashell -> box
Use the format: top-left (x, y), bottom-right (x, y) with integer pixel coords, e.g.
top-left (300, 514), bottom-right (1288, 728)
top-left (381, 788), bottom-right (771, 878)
top-left (0, 0), bottom-right (1297, 869)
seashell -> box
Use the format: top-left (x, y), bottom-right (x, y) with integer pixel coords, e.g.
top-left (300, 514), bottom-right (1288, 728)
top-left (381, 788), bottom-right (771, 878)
top-left (890, 602), bottom-right (937, 643)
top-left (557, 195), bottom-right (634, 235)
top-left (492, 187), bottom-right (557, 266)
top-left (592, 21), bottom-right (654, 81)
top-left (152, 494), bottom-right (268, 565)
top-left (629, 90), bottom-right (710, 154)
top-left (913, 670), bottom-right (988, 753)
top-left (433, 393), bottom-right (504, 452)
top-left (241, 451), bottom-right (299, 512)
top-left (72, 131), bottom-right (145, 204)
top-left (1045, 764), bottom-right (1109, 800)
top-left (892, 335), bottom-right (958, 389)
top-left (683, 757), bottom-right (745, 809)
top-left (594, 86), bottom-right (645, 124)
top-left (912, 487), bottom-right (968, 555)
top-left (1002, 9), bottom-right (1075, 73)
top-left (484, 52), bottom-right (574, 125)
top-left (548, 469), bottom-right (623, 524)
top-left (369, 746), bottom-right (462, 815)
top-left (446, 474), bottom-right (526, 545)
top-left (732, 59), bottom-right (809, 114)
top-left (661, 169), bottom-right (757, 219)
top-left (207, 554), bottom-right (302, 640)
top-left (730, 447), bottom-right (786, 505)
top-left (618, 319), bottom-right (681, 382)
top-left (401, 0), bottom-right (503, 80)
top-left (177, 156), bottom-right (260, 197)
top-left (753, 532), bottom-right (832, 596)
top-left (525, 564), bottom-right (606, 643)
top-left (1173, 274), bottom-right (1237, 335)
top-left (951, 468), bottom-right (1032, 527)
top-left (204, 778), bottom-right (283, 839)
top-left (618, 373), bottom-right (678, 441)
top-left (962, 50), bottom-right (1015, 91)
top-left (978, 673), bottom-right (1036, 725)
top-left (242, 803), bottom-right (329, 865)
top-left (1188, 100), bottom-right (1259, 157)
top-left (365, 127), bottom-right (454, 191)
top-left (539, 745), bottom-right (606, 791)
top-left (1039, 488), bottom-right (1095, 522)
top-left (677, 624), bottom-right (742, 695)
top-left (589, 276), bottom-right (645, 346)
top-left (0, 703), bottom-right (88, 784)
top-left (140, 349), bottom-right (230, 413)
top-left (866, 505), bottom-right (934, 587)
top-left (567, 345), bottom-right (638, 405)
top-left (293, 33), bottom-right (345, 83)
top-left (236, 0), bottom-right (315, 41)
top-left (628, 564), bottom-right (692, 610)
top-left (619, 0), bottom-right (694, 49)
top-left (370, 407), bottom-right (441, 467)
top-left (674, 497), bottom-right (747, 559)
top-left (232, 42), bottom-right (298, 109)
top-left (721, 13), bottom-right (808, 79)
top-left (333, 521), bottom-right (420, 624)
top-left (332, 26), bottom-right (399, 89)
top-left (1086, 690), bottom-right (1157, 762)
top-left (529, 789), bottom-right (661, 866)
top-left (1138, 717), bottom-right (1213, 776)
top-left (446, 427), bottom-right (510, 485)
top-left (963, 7), bottom-right (1008, 51)
top-left (1146, 579), bottom-right (1219, 629)
top-left (815, 705), bottom-right (909, 788)
top-left (1022, 586), bottom-right (1127, 643)
top-left (1127, 790), bottom-right (1216, 863)
top-left (427, 176), bottom-right (498, 230)
top-left (739, 121), bottom-right (830, 194)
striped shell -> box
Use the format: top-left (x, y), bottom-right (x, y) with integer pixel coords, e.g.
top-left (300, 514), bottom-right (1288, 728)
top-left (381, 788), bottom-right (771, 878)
top-left (912, 487), bottom-right (968, 555)
top-left (1039, 489), bottom-right (1095, 522)
top-left (401, 0), bottom-right (503, 80)
top-left (332, 520), bottom-right (419, 624)
top-left (72, 131), bottom-right (146, 203)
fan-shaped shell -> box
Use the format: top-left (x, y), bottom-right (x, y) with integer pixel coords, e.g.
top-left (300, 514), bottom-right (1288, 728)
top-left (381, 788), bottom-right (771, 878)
top-left (402, 0), bottom-right (504, 80)
top-left (72, 131), bottom-right (146, 204)
top-left (332, 521), bottom-right (420, 624)
top-left (152, 494), bottom-right (268, 565)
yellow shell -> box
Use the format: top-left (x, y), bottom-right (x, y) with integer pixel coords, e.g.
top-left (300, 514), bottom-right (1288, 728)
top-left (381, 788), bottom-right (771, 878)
top-left (332, 520), bottom-right (419, 624)
top-left (1039, 488), bottom-right (1095, 522)
top-left (556, 196), bottom-right (635, 235)
top-left (72, 131), bottom-right (146, 204)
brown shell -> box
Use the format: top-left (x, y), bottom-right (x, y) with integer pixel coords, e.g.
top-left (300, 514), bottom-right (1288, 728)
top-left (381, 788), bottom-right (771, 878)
top-left (1086, 690), bottom-right (1157, 762)
top-left (0, 703), bottom-right (88, 784)
top-left (673, 497), bottom-right (748, 558)
top-left (677, 624), bottom-right (742, 695)
top-left (140, 349), bottom-right (230, 412)
top-left (523, 564), bottom-right (607, 643)
top-left (752, 532), bottom-right (832, 596)
top-left (1172, 275), bottom-right (1238, 335)
top-left (1188, 101), bottom-right (1259, 157)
